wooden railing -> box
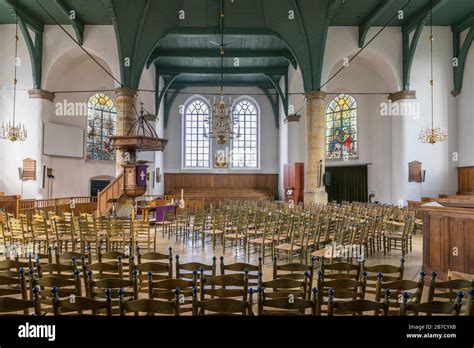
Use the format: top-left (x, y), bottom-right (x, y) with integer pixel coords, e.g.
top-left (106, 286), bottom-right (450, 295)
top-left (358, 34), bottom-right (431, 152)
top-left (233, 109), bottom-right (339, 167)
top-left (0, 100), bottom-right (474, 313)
top-left (97, 173), bottom-right (124, 215)
top-left (0, 196), bottom-right (97, 217)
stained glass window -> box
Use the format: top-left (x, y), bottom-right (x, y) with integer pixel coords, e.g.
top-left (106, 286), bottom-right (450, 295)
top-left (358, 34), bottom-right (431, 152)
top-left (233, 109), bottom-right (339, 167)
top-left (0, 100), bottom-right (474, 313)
top-left (86, 93), bottom-right (117, 161)
top-left (325, 94), bottom-right (358, 160)
top-left (183, 97), bottom-right (210, 168)
top-left (231, 98), bottom-right (258, 168)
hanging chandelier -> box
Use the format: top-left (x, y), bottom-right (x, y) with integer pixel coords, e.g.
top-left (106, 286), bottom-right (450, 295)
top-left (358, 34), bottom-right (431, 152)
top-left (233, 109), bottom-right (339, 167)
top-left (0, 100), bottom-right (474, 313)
top-left (0, 0), bottom-right (27, 142)
top-left (205, 0), bottom-right (240, 145)
top-left (418, 0), bottom-right (446, 145)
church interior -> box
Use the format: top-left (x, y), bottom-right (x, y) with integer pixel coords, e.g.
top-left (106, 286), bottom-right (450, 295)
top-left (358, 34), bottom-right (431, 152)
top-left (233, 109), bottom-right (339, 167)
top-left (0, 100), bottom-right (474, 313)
top-left (0, 0), bottom-right (473, 330)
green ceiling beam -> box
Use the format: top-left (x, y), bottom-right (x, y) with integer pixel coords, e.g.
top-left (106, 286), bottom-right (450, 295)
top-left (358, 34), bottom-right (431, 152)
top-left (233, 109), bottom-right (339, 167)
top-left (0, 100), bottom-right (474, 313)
top-left (165, 27), bottom-right (277, 37)
top-left (359, 0), bottom-right (394, 48)
top-left (147, 48), bottom-right (297, 69)
top-left (402, 0), bottom-right (448, 90)
top-left (169, 81), bottom-right (275, 89)
top-left (53, 0), bottom-right (84, 45)
top-left (452, 25), bottom-right (474, 96)
top-left (1, 0), bottom-right (44, 89)
top-left (264, 74), bottom-right (288, 117)
top-left (156, 65), bottom-right (288, 76)
top-left (452, 13), bottom-right (474, 34)
top-left (402, 0), bottom-right (448, 34)
top-left (164, 88), bottom-right (183, 129)
top-left (3, 0), bottom-right (43, 33)
top-left (258, 87), bottom-right (280, 129)
top-left (155, 73), bottom-right (180, 117)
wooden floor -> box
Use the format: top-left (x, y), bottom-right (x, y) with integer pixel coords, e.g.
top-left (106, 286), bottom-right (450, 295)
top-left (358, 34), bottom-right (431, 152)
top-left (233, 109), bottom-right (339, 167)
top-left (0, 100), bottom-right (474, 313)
top-left (154, 229), bottom-right (424, 283)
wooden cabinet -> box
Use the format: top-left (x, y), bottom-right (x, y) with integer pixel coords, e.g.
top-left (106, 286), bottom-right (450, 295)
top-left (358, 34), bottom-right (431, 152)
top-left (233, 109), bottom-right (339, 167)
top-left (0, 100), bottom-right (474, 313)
top-left (421, 205), bottom-right (474, 280)
top-left (283, 163), bottom-right (304, 204)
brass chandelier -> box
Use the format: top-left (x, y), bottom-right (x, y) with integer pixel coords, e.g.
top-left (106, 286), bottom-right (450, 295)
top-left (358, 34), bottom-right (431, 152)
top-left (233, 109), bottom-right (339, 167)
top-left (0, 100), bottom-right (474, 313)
top-left (0, 0), bottom-right (27, 142)
top-left (418, 0), bottom-right (447, 145)
top-left (206, 0), bottom-right (240, 145)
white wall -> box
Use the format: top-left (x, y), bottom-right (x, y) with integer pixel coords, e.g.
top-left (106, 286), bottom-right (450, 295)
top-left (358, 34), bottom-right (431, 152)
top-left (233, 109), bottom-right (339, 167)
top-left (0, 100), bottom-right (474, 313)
top-left (458, 30), bottom-right (474, 167)
top-left (163, 87), bottom-right (279, 174)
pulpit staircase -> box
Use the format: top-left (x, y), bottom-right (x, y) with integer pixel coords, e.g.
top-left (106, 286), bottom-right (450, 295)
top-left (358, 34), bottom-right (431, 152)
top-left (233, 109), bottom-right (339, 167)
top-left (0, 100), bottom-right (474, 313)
top-left (97, 173), bottom-right (124, 215)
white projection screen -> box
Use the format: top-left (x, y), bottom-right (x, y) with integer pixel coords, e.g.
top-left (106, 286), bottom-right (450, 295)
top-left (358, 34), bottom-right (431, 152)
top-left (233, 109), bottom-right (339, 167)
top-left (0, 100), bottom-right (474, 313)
top-left (43, 123), bottom-right (84, 158)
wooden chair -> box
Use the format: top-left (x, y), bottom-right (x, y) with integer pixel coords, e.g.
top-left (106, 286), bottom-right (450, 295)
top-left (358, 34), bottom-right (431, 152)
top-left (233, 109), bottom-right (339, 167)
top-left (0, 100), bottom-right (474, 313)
top-left (192, 288), bottom-right (252, 316)
top-left (86, 270), bottom-right (138, 314)
top-left (428, 271), bottom-right (473, 315)
top-left (119, 288), bottom-right (181, 316)
top-left (272, 256), bottom-right (315, 299)
top-left (148, 274), bottom-right (196, 314)
top-left (317, 272), bottom-right (368, 315)
top-left (52, 216), bottom-right (77, 252)
top-left (135, 247), bottom-right (172, 292)
top-left (400, 291), bottom-right (463, 316)
top-left (199, 272), bottom-right (249, 302)
top-left (52, 287), bottom-right (112, 316)
top-left (328, 288), bottom-right (390, 316)
top-left (319, 257), bottom-right (362, 282)
top-left (259, 276), bottom-right (309, 300)
top-left (257, 286), bottom-right (318, 315)
top-left (175, 255), bottom-right (216, 281)
top-left (220, 256), bottom-right (261, 288)
top-left (375, 271), bottom-right (425, 315)
top-left (31, 270), bottom-right (82, 314)
top-left (132, 220), bottom-right (152, 252)
top-left (0, 269), bottom-right (29, 314)
top-left (0, 286), bottom-right (41, 315)
top-left (362, 258), bottom-right (404, 296)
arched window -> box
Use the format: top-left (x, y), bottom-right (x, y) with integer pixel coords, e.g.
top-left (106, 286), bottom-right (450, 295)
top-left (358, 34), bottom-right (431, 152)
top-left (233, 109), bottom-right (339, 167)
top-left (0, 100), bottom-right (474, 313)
top-left (231, 97), bottom-right (259, 169)
top-left (183, 96), bottom-right (210, 168)
top-left (86, 93), bottom-right (117, 161)
top-left (325, 94), bottom-right (358, 160)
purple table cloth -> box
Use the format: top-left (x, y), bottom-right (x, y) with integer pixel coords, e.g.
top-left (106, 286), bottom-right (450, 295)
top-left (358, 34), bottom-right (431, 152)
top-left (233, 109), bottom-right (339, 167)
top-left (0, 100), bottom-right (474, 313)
top-left (155, 205), bottom-right (175, 222)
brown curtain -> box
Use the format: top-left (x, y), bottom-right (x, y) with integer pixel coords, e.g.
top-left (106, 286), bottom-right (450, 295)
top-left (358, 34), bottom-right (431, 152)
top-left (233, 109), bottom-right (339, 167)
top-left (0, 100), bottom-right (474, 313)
top-left (325, 165), bottom-right (368, 203)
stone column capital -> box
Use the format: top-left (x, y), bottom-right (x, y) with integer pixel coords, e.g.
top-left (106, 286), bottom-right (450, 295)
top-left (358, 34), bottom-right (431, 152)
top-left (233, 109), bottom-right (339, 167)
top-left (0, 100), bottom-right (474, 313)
top-left (115, 87), bottom-right (137, 98)
top-left (28, 89), bottom-right (55, 102)
top-left (389, 90), bottom-right (416, 102)
top-left (305, 90), bottom-right (326, 101)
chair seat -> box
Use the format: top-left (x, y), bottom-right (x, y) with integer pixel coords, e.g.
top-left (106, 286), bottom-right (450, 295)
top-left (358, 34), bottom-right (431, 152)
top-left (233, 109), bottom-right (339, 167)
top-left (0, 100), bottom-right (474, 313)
top-left (225, 233), bottom-right (246, 240)
top-left (204, 229), bottom-right (224, 235)
top-left (248, 237), bottom-right (273, 245)
top-left (275, 243), bottom-right (301, 251)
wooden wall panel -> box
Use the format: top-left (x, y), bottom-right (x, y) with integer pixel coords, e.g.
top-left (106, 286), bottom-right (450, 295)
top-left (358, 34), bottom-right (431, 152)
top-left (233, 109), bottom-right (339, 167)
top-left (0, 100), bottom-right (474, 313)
top-left (458, 166), bottom-right (474, 194)
top-left (164, 173), bottom-right (279, 197)
top-left (422, 206), bottom-right (474, 280)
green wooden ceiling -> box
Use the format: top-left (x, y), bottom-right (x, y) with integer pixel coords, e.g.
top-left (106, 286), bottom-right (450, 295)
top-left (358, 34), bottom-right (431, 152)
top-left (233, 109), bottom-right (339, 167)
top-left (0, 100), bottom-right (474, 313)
top-left (1, 0), bottom-right (473, 26)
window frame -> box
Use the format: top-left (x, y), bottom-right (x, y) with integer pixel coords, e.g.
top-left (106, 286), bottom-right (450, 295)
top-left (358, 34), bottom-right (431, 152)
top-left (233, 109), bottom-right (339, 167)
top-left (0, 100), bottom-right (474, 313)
top-left (325, 93), bottom-right (358, 162)
top-left (230, 96), bottom-right (260, 170)
top-left (86, 93), bottom-right (117, 162)
top-left (181, 95), bottom-right (212, 170)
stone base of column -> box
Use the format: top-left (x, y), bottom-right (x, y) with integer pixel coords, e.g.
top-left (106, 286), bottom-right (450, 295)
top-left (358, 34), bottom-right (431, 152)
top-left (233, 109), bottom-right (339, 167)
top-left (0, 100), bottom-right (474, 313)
top-left (304, 189), bottom-right (328, 204)
top-left (28, 89), bottom-right (55, 102)
top-left (389, 90), bottom-right (416, 102)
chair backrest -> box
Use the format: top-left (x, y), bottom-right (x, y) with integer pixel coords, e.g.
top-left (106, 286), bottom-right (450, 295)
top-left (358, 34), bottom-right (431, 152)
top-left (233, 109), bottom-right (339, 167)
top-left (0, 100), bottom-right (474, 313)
top-left (192, 291), bottom-right (252, 316)
top-left (257, 287), bottom-right (318, 316)
top-left (87, 270), bottom-right (138, 302)
top-left (375, 272), bottom-right (425, 303)
top-left (328, 288), bottom-right (390, 316)
top-left (175, 255), bottom-right (216, 280)
top-left (119, 288), bottom-right (180, 316)
top-left (428, 271), bottom-right (474, 302)
top-left (200, 272), bottom-right (249, 301)
top-left (0, 286), bottom-right (41, 315)
top-left (260, 276), bottom-right (309, 300)
top-left (320, 257), bottom-right (362, 281)
top-left (52, 287), bottom-right (112, 316)
top-left (400, 291), bottom-right (463, 316)
top-left (219, 256), bottom-right (261, 286)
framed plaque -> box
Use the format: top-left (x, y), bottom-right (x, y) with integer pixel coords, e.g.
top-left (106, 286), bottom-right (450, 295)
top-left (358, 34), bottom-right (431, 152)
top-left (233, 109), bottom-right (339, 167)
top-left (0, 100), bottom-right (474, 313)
top-left (408, 161), bottom-right (422, 183)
